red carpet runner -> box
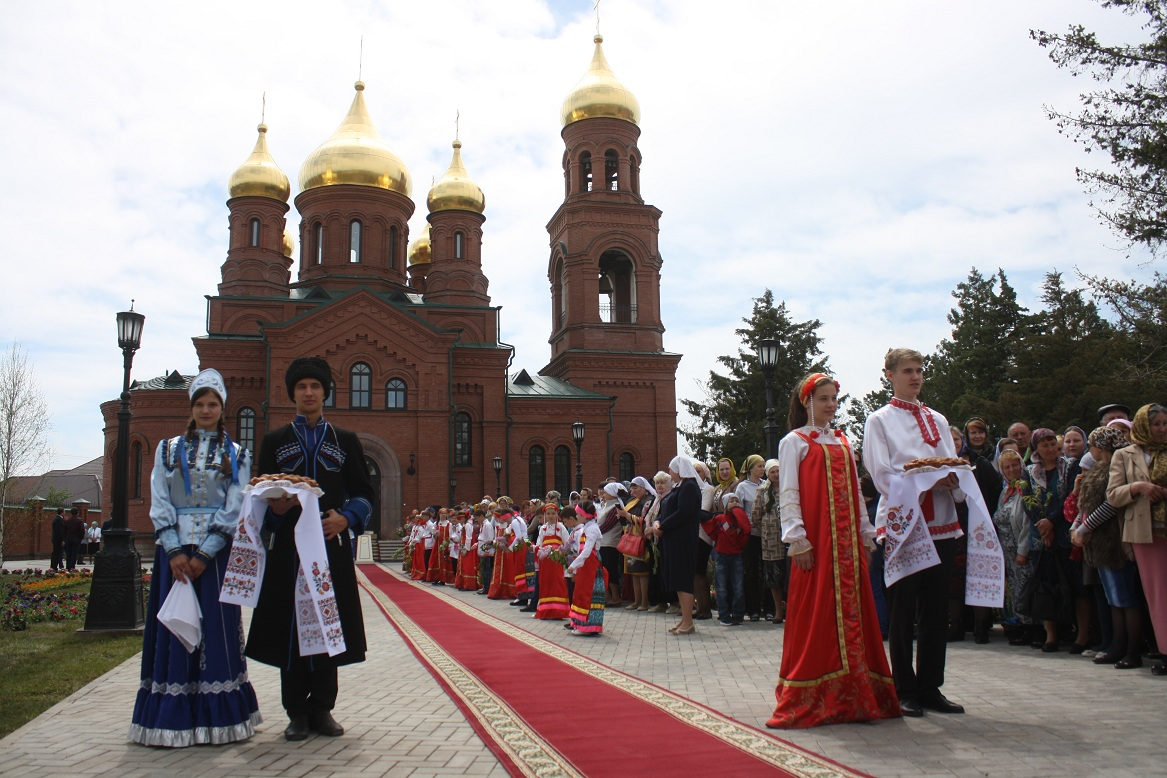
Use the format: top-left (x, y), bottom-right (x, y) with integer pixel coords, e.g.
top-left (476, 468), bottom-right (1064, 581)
top-left (359, 564), bottom-right (869, 778)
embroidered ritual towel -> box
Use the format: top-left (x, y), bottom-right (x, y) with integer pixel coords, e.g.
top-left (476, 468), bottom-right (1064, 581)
top-left (158, 578), bottom-right (202, 653)
top-left (884, 467), bottom-right (1004, 607)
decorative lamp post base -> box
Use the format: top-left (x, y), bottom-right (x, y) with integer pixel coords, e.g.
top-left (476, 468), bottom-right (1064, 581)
top-left (81, 528), bottom-right (144, 631)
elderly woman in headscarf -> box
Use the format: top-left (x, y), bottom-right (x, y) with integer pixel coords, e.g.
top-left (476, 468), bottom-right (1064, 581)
top-left (752, 458), bottom-right (787, 623)
top-left (737, 453), bottom-right (768, 621)
top-left (651, 456), bottom-right (703, 635)
top-left (963, 418), bottom-right (1003, 516)
top-left (617, 476), bottom-right (657, 611)
top-left (1107, 404), bottom-right (1167, 676)
top-left (597, 481), bottom-right (629, 607)
top-left (994, 448), bottom-right (1038, 646)
top-left (1071, 427), bottom-right (1143, 668)
top-left (1024, 427), bottom-right (1086, 652)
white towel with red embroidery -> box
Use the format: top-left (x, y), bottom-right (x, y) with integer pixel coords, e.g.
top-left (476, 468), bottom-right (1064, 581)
top-left (883, 467), bottom-right (1004, 607)
top-left (220, 482), bottom-right (346, 657)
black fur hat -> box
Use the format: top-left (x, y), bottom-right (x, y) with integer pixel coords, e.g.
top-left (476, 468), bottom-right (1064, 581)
top-left (285, 357), bottom-right (332, 401)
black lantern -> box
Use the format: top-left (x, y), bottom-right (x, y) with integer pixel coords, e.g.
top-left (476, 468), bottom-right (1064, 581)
top-left (492, 456), bottom-right (503, 497)
top-left (571, 421), bottom-right (585, 492)
top-left (84, 304), bottom-right (147, 631)
top-left (756, 338), bottom-right (781, 460)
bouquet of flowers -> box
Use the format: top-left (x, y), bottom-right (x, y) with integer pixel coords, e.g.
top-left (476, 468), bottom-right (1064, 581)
top-left (438, 539), bottom-right (451, 553)
top-left (512, 537), bottom-right (531, 552)
top-left (548, 548), bottom-right (572, 567)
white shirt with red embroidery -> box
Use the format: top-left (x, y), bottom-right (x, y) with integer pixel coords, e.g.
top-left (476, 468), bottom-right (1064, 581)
top-left (864, 399), bottom-right (965, 542)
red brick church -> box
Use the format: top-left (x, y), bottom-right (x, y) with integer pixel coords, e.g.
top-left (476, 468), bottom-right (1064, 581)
top-left (100, 35), bottom-right (681, 539)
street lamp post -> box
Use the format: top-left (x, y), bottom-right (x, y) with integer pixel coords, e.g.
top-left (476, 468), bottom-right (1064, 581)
top-left (83, 305), bottom-right (146, 631)
top-left (756, 339), bottom-right (781, 461)
top-left (492, 456), bottom-right (502, 498)
top-left (571, 421), bottom-right (585, 492)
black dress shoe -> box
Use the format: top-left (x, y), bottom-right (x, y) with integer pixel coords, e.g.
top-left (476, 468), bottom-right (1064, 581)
top-left (1114, 658), bottom-right (1143, 670)
top-left (284, 715), bottom-right (310, 741)
top-left (919, 693), bottom-right (965, 714)
top-left (1068, 643), bottom-right (1088, 655)
top-left (1041, 642), bottom-right (1060, 653)
top-left (310, 711), bottom-right (345, 737)
top-left (1093, 652), bottom-right (1121, 665)
top-left (509, 600), bottom-right (524, 606)
top-left (519, 605), bottom-right (536, 612)
top-left (1151, 663), bottom-right (1167, 676)
top-left (899, 698), bottom-right (923, 717)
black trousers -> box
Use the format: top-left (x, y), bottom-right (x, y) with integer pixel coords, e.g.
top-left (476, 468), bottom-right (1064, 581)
top-left (50, 543), bottom-right (64, 570)
top-left (742, 535), bottom-right (763, 616)
top-left (479, 555), bottom-right (494, 591)
top-left (281, 664), bottom-right (338, 717)
top-left (64, 541), bottom-right (81, 570)
top-left (886, 537), bottom-right (959, 701)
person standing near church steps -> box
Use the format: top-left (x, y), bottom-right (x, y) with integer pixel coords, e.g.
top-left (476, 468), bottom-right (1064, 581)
top-left (248, 357), bottom-right (374, 742)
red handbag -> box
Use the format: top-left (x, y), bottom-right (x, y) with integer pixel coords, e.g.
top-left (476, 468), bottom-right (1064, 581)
top-left (617, 532), bottom-right (648, 560)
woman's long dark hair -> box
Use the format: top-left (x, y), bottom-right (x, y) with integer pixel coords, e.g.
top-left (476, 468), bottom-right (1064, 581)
top-left (185, 387), bottom-right (232, 476)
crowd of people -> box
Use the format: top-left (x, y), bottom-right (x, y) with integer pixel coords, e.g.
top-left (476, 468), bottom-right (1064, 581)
top-left (123, 350), bottom-right (1167, 748)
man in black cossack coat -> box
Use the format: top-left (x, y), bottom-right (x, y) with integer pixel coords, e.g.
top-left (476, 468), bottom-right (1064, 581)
top-left (247, 357), bottom-right (374, 741)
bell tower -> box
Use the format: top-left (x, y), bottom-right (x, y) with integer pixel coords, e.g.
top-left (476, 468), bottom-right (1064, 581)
top-left (542, 34), bottom-right (679, 468)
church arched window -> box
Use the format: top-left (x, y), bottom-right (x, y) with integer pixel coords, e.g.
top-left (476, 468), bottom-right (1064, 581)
top-left (350, 363), bottom-right (371, 408)
top-left (604, 149), bottom-right (619, 191)
top-left (579, 151), bottom-right (592, 192)
top-left (349, 220), bottom-right (363, 263)
top-left (528, 446), bottom-right (546, 499)
top-left (249, 218), bottom-right (260, 247)
top-left (454, 412), bottom-right (472, 466)
top-left (386, 378), bottom-right (406, 409)
top-left (599, 250), bottom-right (637, 323)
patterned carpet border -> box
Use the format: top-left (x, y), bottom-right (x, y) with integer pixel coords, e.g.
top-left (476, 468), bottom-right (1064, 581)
top-left (360, 564), bottom-right (869, 778)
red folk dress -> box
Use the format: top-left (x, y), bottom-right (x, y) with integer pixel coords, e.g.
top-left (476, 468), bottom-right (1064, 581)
top-left (456, 523), bottom-right (480, 591)
top-left (409, 526), bottom-right (427, 581)
top-left (767, 430), bottom-right (900, 729)
top-left (488, 524), bottom-right (514, 599)
top-left (535, 523), bottom-right (571, 619)
top-left (425, 521), bottom-right (450, 582)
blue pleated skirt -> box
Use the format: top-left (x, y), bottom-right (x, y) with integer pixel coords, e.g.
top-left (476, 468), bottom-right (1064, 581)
top-left (129, 545), bottom-right (262, 747)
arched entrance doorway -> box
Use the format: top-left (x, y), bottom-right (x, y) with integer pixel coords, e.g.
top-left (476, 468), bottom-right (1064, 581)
top-left (356, 434), bottom-right (402, 539)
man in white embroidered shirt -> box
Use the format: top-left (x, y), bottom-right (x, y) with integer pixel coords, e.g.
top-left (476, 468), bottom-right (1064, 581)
top-left (863, 348), bottom-right (966, 718)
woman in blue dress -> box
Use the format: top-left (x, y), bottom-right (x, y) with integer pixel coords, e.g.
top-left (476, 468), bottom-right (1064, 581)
top-left (129, 369), bottom-right (261, 746)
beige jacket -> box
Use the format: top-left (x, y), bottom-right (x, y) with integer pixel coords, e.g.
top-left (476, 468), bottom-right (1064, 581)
top-left (1107, 445), bottom-right (1156, 545)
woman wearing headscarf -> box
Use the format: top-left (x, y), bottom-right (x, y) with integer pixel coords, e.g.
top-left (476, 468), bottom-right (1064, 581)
top-left (766, 372), bottom-right (899, 729)
top-left (737, 454), bottom-right (767, 621)
top-left (618, 476), bottom-right (657, 611)
top-left (598, 482), bottom-right (628, 607)
top-left (752, 458), bottom-right (787, 623)
top-left (702, 458), bottom-right (738, 620)
top-left (963, 418), bottom-right (1003, 517)
top-left (646, 470), bottom-right (675, 613)
top-left (129, 369), bottom-right (260, 746)
top-left (652, 456), bottom-right (703, 635)
top-left (1072, 427), bottom-right (1143, 668)
top-left (1107, 403), bottom-right (1167, 676)
top-left (994, 449), bottom-right (1038, 646)
top-left (1024, 427), bottom-right (1084, 652)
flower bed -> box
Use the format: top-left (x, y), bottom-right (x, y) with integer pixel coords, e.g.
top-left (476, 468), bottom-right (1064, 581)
top-left (1, 569), bottom-right (153, 631)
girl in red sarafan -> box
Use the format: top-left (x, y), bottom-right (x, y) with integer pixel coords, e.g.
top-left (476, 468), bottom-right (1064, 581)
top-left (767, 372), bottom-right (901, 729)
top-left (535, 504), bottom-right (571, 619)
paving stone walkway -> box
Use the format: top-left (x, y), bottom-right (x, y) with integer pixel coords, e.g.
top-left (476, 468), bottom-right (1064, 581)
top-left (2, 560), bottom-right (1165, 777)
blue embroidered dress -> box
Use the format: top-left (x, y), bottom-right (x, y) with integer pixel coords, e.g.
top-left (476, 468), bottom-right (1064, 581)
top-left (129, 430), bottom-right (262, 747)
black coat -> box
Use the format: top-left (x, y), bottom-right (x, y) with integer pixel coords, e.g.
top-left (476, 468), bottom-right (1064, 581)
top-left (657, 479), bottom-right (701, 594)
top-left (245, 422), bottom-right (372, 669)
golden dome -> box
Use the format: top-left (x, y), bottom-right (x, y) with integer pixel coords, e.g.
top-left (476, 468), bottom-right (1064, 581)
top-left (298, 81), bottom-right (412, 195)
top-left (426, 140), bottom-right (485, 214)
top-left (282, 228), bottom-right (294, 257)
top-left (408, 223), bottom-right (431, 265)
top-left (561, 35), bottom-right (640, 127)
top-left (227, 124), bottom-right (290, 201)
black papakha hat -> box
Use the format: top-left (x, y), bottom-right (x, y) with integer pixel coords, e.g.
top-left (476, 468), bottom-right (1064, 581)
top-left (285, 357), bottom-right (332, 401)
top-left (1097, 403), bottom-right (1132, 421)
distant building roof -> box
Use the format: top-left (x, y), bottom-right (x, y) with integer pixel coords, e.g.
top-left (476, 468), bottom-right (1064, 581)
top-left (4, 473), bottom-right (102, 510)
top-left (132, 369), bottom-right (191, 392)
top-left (507, 369), bottom-right (611, 400)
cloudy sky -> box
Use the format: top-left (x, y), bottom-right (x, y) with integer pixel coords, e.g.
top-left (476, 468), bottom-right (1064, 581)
top-left (0, 0), bottom-right (1156, 472)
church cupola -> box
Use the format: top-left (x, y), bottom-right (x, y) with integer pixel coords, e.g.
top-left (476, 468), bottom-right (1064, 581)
top-left (220, 123), bottom-right (292, 297)
top-left (422, 138), bottom-right (489, 306)
top-left (293, 81), bottom-right (414, 292)
top-left (561, 34), bottom-right (640, 127)
top-left (407, 222), bottom-right (431, 293)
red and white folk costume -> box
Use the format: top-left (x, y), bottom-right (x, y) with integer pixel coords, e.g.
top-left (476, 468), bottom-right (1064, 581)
top-left (568, 507), bottom-right (607, 634)
top-left (535, 508), bottom-right (571, 619)
top-left (456, 516), bottom-right (480, 590)
top-left (408, 518), bottom-right (427, 581)
top-left (488, 513), bottom-right (514, 599)
top-left (767, 424), bottom-right (899, 728)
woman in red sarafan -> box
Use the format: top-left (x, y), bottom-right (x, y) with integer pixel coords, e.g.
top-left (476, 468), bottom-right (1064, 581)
top-left (767, 372), bottom-right (900, 729)
top-left (535, 504), bottom-right (571, 619)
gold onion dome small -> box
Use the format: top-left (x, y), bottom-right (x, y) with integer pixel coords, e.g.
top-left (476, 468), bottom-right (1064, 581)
top-left (426, 140), bottom-right (485, 214)
top-left (228, 123), bottom-right (290, 201)
top-left (561, 34), bottom-right (640, 127)
top-left (408, 223), bottom-right (432, 265)
top-left (282, 228), bottom-right (294, 257)
top-left (298, 81), bottom-right (412, 195)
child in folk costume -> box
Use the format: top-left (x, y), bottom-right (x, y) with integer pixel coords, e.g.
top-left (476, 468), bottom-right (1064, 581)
top-left (456, 511), bottom-right (481, 590)
top-left (767, 373), bottom-right (899, 729)
top-left (487, 506), bottom-right (514, 599)
top-left (447, 509), bottom-right (462, 585)
top-left (426, 509), bottom-right (450, 584)
top-left (561, 505), bottom-right (581, 603)
top-left (421, 510), bottom-right (437, 575)
top-left (506, 503), bottom-right (532, 604)
top-left (477, 507), bottom-right (497, 595)
top-left (535, 504), bottom-right (571, 619)
top-left (409, 514), bottom-right (427, 581)
top-left (567, 500), bottom-right (608, 636)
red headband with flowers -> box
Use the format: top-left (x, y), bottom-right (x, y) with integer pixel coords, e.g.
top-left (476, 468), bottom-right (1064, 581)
top-left (799, 373), bottom-right (839, 404)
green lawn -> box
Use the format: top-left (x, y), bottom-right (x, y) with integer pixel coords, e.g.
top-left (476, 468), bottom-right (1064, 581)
top-left (0, 581), bottom-right (142, 739)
